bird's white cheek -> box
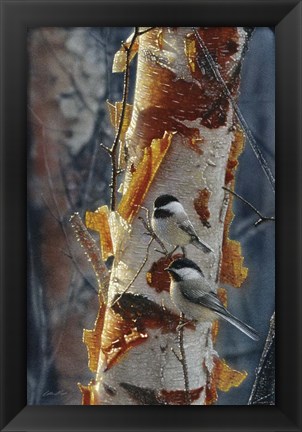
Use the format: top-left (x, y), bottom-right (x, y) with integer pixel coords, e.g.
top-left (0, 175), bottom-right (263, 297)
top-left (170, 283), bottom-right (217, 322)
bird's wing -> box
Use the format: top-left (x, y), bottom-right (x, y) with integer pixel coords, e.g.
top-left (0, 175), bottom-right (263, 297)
top-left (177, 219), bottom-right (199, 240)
top-left (180, 284), bottom-right (227, 315)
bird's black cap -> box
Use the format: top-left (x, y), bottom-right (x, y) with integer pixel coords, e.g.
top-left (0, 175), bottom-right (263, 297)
top-left (166, 258), bottom-right (203, 274)
top-left (154, 194), bottom-right (179, 209)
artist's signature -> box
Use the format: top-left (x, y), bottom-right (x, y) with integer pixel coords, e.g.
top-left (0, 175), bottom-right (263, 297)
top-left (42, 389), bottom-right (67, 398)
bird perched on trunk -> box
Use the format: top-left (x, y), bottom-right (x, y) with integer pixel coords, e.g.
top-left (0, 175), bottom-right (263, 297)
top-left (165, 257), bottom-right (259, 340)
top-left (151, 194), bottom-right (213, 255)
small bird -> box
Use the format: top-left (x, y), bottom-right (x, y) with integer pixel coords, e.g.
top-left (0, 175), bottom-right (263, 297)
top-left (151, 194), bottom-right (213, 254)
top-left (165, 258), bottom-right (259, 341)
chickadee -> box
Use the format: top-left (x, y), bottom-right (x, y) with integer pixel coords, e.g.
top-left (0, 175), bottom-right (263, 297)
top-left (151, 194), bottom-right (213, 254)
top-left (165, 258), bottom-right (259, 341)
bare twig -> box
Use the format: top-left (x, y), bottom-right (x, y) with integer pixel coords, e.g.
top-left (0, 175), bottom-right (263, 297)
top-left (172, 314), bottom-right (191, 404)
top-left (70, 212), bottom-right (110, 303)
top-left (100, 27), bottom-right (155, 210)
top-left (41, 193), bottom-right (61, 223)
top-left (60, 249), bottom-right (99, 293)
top-left (28, 104), bottom-right (67, 133)
top-left (110, 235), bottom-right (154, 307)
top-left (178, 313), bottom-right (191, 404)
top-left (222, 186), bottom-right (275, 226)
top-left (136, 205), bottom-right (169, 255)
top-left (100, 27), bottom-right (140, 211)
top-left (99, 142), bottom-right (112, 155)
top-left (171, 347), bottom-right (181, 363)
top-left (137, 27), bottom-right (156, 36)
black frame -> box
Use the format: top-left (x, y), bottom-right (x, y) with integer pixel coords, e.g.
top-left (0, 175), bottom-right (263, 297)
top-left (0, 0), bottom-right (301, 431)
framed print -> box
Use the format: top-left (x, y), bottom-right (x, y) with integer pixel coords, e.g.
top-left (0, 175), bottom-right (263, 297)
top-left (0, 0), bottom-right (301, 431)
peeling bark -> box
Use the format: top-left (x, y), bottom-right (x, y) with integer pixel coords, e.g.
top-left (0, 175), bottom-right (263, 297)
top-left (83, 27), bottom-right (251, 405)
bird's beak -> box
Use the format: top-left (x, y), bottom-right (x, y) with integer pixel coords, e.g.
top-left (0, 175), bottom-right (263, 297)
top-left (164, 267), bottom-right (171, 272)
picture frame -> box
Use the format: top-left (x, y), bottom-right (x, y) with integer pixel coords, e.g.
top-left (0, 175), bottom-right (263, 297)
top-left (0, 0), bottom-right (301, 430)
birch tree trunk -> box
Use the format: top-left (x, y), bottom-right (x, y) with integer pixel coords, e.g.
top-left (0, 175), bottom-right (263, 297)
top-left (80, 27), bottom-right (251, 405)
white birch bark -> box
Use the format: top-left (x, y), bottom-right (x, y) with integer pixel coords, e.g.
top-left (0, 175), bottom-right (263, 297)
top-left (94, 27), bottom-right (248, 405)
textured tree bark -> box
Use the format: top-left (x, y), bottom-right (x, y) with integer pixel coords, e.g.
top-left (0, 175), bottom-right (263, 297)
top-left (83, 27), bottom-right (250, 405)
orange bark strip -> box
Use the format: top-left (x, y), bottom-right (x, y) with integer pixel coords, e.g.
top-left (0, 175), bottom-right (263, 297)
top-left (129, 28), bottom-right (242, 153)
top-left (211, 288), bottom-right (228, 343)
top-left (146, 253), bottom-right (184, 293)
top-left (156, 28), bottom-right (164, 50)
top-left (118, 131), bottom-right (174, 223)
top-left (188, 135), bottom-right (204, 155)
top-left (211, 321), bottom-right (220, 344)
top-left (214, 357), bottom-right (248, 392)
top-left (205, 380), bottom-right (218, 405)
top-left (217, 287), bottom-right (228, 307)
top-left (78, 381), bottom-right (101, 405)
top-left (225, 129), bottom-right (245, 185)
top-left (85, 206), bottom-right (113, 261)
top-left (220, 238), bottom-right (248, 287)
top-left (107, 101), bottom-right (132, 137)
top-left (107, 102), bottom-right (133, 170)
top-left (185, 35), bottom-right (197, 73)
top-left (194, 188), bottom-right (211, 227)
top-left (112, 33), bottom-right (139, 73)
top-left (100, 307), bottom-right (148, 371)
top-left (101, 293), bottom-right (195, 370)
top-left (220, 129), bottom-right (248, 287)
top-left (83, 302), bottom-right (106, 373)
top-left (70, 213), bottom-right (109, 301)
top-left (160, 387), bottom-right (203, 405)
top-left (205, 357), bottom-right (247, 405)
top-left (221, 190), bottom-right (248, 287)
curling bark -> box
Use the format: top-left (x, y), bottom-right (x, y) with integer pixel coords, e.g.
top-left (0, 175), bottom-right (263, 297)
top-left (82, 27), bottom-right (250, 405)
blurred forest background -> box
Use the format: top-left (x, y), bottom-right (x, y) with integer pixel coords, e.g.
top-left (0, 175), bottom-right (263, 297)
top-left (27, 27), bottom-right (275, 405)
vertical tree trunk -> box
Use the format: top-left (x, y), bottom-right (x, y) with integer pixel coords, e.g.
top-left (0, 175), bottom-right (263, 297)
top-left (82, 27), bottom-right (250, 405)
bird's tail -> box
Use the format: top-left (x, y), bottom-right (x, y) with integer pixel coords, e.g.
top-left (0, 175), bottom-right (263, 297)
top-left (192, 237), bottom-right (213, 254)
top-left (217, 311), bottom-right (260, 341)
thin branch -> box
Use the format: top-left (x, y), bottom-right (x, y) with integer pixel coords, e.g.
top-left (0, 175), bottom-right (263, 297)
top-left (99, 142), bottom-right (112, 155)
top-left (192, 27), bottom-right (275, 194)
top-left (163, 316), bottom-right (193, 400)
top-left (107, 27), bottom-right (139, 210)
top-left (110, 236), bottom-right (154, 307)
top-left (70, 212), bottom-right (110, 303)
top-left (41, 140), bottom-right (102, 296)
top-left (81, 110), bottom-right (106, 211)
top-left (41, 193), bottom-right (61, 223)
top-left (61, 248), bottom-right (99, 294)
top-left (171, 314), bottom-right (191, 404)
top-left (100, 27), bottom-right (155, 210)
top-left (28, 105), bottom-right (67, 133)
top-left (58, 157), bottom-right (74, 210)
top-left (171, 347), bottom-right (181, 363)
top-left (178, 313), bottom-right (191, 404)
top-left (222, 186), bottom-right (275, 226)
top-left (136, 205), bottom-right (169, 255)
top-left (137, 27), bottom-right (156, 36)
